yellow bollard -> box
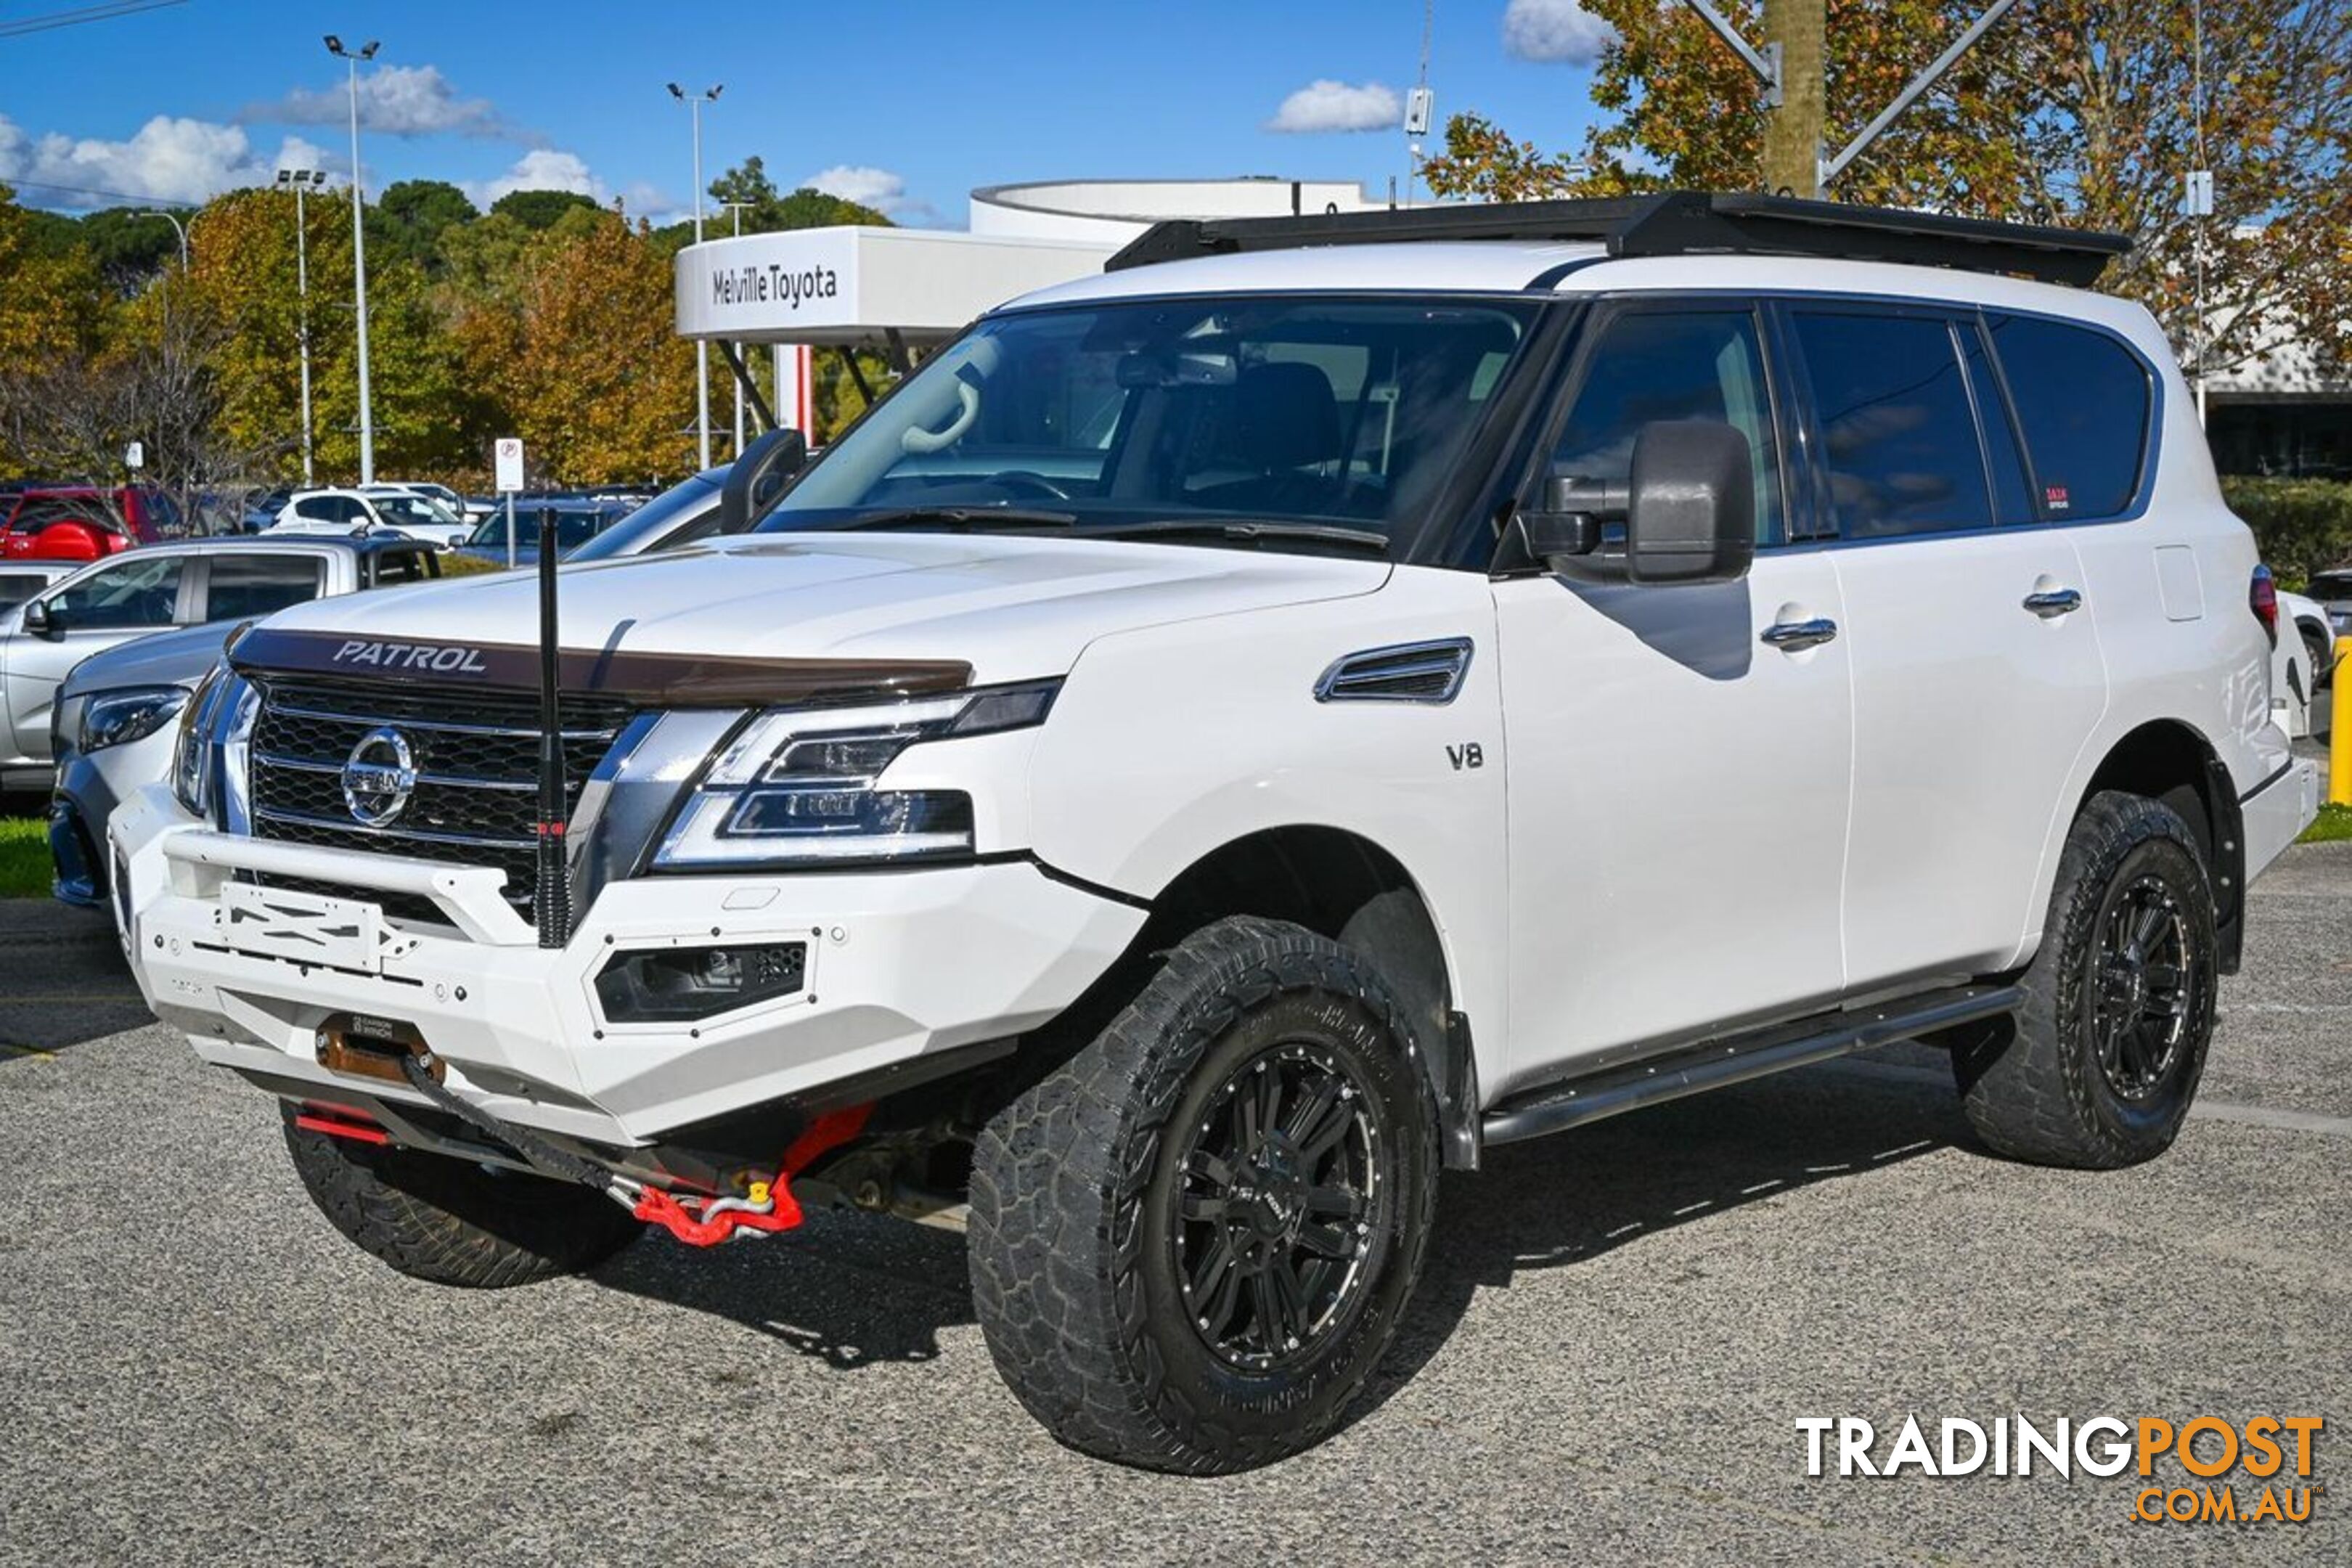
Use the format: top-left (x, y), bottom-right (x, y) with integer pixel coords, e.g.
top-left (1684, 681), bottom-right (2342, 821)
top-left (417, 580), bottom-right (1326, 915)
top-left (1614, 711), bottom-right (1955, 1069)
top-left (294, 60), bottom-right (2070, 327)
top-left (2334, 637), bottom-right (2352, 807)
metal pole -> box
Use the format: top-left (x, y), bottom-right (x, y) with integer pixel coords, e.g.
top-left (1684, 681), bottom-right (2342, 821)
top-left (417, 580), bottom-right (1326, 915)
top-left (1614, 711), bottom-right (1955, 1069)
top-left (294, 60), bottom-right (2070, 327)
top-left (691, 96), bottom-right (711, 470)
top-left (137, 210), bottom-right (189, 268)
top-left (730, 203), bottom-right (746, 460)
top-left (1819, 0), bottom-right (2020, 187)
top-left (505, 491), bottom-right (516, 571)
top-left (1758, 0), bottom-right (1816, 196)
top-left (294, 181), bottom-right (315, 486)
top-left (346, 52), bottom-right (376, 484)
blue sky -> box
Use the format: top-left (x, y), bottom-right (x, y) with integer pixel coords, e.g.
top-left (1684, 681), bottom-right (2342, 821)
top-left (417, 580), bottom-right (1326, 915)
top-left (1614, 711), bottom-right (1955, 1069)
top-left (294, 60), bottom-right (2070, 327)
top-left (0, 0), bottom-right (1615, 224)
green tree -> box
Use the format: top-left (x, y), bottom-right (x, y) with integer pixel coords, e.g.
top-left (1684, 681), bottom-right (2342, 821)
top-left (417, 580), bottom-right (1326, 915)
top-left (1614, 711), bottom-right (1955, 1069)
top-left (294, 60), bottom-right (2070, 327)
top-left (373, 179), bottom-right (478, 274)
top-left (73, 206), bottom-right (184, 292)
top-left (457, 208), bottom-right (695, 483)
top-left (491, 188), bottom-right (600, 231)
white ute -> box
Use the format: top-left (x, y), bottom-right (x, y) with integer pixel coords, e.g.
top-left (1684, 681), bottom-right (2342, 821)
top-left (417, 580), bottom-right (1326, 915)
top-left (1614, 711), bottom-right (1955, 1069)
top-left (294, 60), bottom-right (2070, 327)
top-left (111, 194), bottom-right (2320, 1471)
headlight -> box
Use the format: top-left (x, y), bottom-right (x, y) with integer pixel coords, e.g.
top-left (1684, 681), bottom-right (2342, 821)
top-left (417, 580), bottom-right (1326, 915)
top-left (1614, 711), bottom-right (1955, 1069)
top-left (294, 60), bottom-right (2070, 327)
top-left (79, 686), bottom-right (188, 754)
top-left (653, 679), bottom-right (1058, 870)
top-left (170, 665), bottom-right (233, 819)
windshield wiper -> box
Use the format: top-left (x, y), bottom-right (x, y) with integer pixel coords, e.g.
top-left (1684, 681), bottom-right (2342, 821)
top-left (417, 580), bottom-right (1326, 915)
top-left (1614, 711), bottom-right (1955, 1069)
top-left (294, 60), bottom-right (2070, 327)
top-left (1084, 518), bottom-right (1389, 555)
top-left (832, 506), bottom-right (1079, 531)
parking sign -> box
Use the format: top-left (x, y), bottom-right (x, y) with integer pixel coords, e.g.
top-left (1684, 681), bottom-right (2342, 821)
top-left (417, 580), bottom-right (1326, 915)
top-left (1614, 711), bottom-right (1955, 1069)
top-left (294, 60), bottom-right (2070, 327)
top-left (494, 438), bottom-right (525, 493)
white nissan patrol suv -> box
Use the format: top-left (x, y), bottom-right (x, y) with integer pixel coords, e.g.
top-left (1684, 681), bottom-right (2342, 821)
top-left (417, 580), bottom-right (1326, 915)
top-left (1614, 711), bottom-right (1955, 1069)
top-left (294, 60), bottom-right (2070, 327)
top-left (110, 193), bottom-right (2320, 1472)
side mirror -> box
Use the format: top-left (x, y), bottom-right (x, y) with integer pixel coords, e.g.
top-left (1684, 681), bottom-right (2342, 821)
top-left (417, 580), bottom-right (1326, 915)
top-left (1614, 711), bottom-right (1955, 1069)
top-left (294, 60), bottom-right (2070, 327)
top-left (1510, 470), bottom-right (1624, 571)
top-left (1625, 420), bottom-right (1755, 584)
top-left (719, 426), bottom-right (809, 535)
top-left (22, 599), bottom-right (59, 639)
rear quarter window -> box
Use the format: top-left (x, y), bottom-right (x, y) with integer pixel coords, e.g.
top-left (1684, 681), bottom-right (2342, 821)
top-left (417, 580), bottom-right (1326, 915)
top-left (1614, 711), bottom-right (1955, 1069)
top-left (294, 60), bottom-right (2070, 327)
top-left (1983, 314), bottom-right (2152, 519)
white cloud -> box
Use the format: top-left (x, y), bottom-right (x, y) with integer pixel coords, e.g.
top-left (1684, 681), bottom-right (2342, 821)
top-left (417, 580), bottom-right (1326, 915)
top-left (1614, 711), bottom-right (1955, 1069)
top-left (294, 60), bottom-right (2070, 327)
top-left (251, 65), bottom-right (528, 142)
top-left (1265, 79), bottom-right (1403, 134)
top-left (1502, 0), bottom-right (1617, 65)
top-left (466, 148), bottom-right (600, 206)
top-left (803, 164), bottom-right (934, 222)
top-left (0, 111), bottom-right (330, 207)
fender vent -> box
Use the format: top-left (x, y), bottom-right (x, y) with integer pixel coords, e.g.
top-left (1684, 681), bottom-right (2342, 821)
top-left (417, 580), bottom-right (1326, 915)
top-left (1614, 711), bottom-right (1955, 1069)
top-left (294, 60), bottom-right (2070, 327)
top-left (1314, 638), bottom-right (1474, 704)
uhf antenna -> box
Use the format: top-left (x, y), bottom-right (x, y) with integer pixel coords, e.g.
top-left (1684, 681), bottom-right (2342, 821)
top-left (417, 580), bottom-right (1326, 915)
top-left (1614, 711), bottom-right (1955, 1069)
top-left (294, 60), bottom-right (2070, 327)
top-left (532, 502), bottom-right (572, 947)
top-left (1403, 0), bottom-right (1436, 205)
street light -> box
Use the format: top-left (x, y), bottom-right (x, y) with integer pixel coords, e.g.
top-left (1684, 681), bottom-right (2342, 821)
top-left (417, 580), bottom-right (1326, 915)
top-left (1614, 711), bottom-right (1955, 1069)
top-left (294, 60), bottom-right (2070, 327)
top-left (325, 33), bottom-right (380, 484)
top-left (667, 81), bottom-right (722, 470)
top-left (276, 167), bottom-right (329, 486)
top-left (135, 208), bottom-right (189, 269)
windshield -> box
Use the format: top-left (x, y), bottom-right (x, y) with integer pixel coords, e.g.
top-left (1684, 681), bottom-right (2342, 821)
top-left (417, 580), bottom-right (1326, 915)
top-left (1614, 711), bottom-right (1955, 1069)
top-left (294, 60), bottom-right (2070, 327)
top-left (568, 472), bottom-right (724, 562)
top-left (759, 295), bottom-right (1538, 558)
top-left (374, 494), bottom-right (457, 527)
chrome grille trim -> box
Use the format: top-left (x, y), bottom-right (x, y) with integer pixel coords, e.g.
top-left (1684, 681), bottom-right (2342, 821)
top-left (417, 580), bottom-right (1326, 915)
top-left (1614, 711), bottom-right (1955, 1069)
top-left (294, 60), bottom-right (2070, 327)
top-left (244, 676), bottom-right (640, 918)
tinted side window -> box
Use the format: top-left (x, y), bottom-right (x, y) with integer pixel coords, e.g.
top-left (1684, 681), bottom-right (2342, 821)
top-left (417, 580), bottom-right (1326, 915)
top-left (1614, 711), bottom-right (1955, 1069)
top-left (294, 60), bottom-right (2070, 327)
top-left (205, 553), bottom-right (324, 620)
top-left (1792, 312), bottom-right (1988, 538)
top-left (45, 556), bottom-right (185, 630)
top-left (1959, 327), bottom-right (2036, 525)
top-left (1985, 314), bottom-right (2151, 518)
top-left (1549, 309), bottom-right (1782, 543)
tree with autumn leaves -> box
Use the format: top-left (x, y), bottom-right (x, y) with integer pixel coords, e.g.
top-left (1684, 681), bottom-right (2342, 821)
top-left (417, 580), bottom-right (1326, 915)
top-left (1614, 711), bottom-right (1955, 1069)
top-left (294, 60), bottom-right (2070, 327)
top-left (1422, 0), bottom-right (2351, 382)
top-left (0, 160), bottom-right (890, 501)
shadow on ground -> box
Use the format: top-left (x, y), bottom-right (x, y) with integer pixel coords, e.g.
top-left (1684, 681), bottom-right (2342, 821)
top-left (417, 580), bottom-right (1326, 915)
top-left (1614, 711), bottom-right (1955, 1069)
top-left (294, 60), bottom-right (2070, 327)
top-left (589, 1050), bottom-right (1968, 1405)
top-left (0, 900), bottom-right (153, 1055)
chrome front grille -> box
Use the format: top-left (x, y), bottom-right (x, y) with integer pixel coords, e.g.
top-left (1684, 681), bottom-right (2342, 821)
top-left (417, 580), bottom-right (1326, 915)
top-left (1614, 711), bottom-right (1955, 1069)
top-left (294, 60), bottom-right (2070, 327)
top-left (246, 677), bottom-right (638, 917)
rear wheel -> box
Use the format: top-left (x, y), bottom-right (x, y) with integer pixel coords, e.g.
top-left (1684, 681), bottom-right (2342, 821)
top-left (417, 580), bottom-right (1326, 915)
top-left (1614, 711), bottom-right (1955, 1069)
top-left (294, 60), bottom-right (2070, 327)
top-left (281, 1105), bottom-right (640, 1287)
top-left (968, 916), bottom-right (1439, 1472)
top-left (1954, 791), bottom-right (2218, 1169)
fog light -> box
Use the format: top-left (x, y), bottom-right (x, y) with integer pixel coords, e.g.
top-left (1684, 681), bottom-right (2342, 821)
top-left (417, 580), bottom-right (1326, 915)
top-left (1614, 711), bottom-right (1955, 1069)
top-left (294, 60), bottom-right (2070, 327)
top-left (595, 941), bottom-right (808, 1024)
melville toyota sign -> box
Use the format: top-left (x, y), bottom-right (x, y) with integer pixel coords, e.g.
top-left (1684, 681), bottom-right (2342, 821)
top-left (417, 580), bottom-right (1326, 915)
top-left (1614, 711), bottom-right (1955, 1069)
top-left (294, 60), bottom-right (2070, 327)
top-left (671, 225), bottom-right (1116, 347)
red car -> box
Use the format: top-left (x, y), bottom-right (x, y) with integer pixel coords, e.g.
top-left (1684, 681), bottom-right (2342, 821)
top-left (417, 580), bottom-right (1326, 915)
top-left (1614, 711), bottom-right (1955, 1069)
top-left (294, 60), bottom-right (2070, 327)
top-left (0, 486), bottom-right (181, 562)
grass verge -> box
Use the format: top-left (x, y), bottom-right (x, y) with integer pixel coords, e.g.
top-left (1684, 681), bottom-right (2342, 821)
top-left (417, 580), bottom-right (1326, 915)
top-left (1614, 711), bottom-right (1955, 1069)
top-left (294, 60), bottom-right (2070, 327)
top-left (0, 815), bottom-right (52, 898)
top-left (2300, 802), bottom-right (2352, 844)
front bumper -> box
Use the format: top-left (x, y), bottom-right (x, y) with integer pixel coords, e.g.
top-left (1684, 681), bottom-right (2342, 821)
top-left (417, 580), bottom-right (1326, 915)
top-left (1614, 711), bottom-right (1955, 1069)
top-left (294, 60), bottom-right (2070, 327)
top-left (110, 785), bottom-right (1145, 1146)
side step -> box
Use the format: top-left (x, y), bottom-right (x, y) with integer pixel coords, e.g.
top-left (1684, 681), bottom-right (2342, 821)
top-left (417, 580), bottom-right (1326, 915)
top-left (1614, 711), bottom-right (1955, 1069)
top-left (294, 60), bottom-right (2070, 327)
top-left (1481, 983), bottom-right (2020, 1147)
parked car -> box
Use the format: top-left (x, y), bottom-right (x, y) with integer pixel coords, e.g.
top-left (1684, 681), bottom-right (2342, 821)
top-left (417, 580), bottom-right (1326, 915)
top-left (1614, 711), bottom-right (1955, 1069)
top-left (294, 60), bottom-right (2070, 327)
top-left (0, 486), bottom-right (181, 561)
top-left (266, 489), bottom-right (473, 550)
top-left (2305, 568), bottom-right (2351, 654)
top-left (107, 193), bottom-right (2319, 1473)
top-left (2264, 578), bottom-right (2322, 738)
top-left (383, 481), bottom-right (492, 523)
top-left (457, 499), bottom-right (635, 566)
top-left (46, 536), bottom-right (447, 902)
top-left (563, 468), bottom-right (729, 562)
top-left (0, 535), bottom-right (441, 789)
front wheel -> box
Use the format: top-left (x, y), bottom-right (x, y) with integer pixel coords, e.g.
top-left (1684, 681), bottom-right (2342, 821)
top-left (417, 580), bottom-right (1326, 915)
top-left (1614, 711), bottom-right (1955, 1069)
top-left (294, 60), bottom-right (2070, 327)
top-left (281, 1105), bottom-right (641, 1287)
top-left (968, 916), bottom-right (1440, 1472)
top-left (1955, 791), bottom-right (2218, 1169)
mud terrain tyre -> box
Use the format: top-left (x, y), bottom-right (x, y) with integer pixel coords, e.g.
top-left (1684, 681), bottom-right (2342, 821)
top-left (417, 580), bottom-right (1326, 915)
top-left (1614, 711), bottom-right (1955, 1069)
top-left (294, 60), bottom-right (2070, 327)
top-left (1954, 791), bottom-right (2218, 1169)
top-left (968, 915), bottom-right (1440, 1472)
top-left (282, 1105), bottom-right (641, 1287)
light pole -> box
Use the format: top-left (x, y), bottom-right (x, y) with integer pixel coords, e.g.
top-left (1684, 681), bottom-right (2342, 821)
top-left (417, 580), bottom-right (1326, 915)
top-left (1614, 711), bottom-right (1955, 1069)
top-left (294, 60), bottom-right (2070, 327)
top-left (276, 168), bottom-right (327, 486)
top-left (135, 208), bottom-right (189, 269)
top-left (722, 198), bottom-right (752, 458)
top-left (326, 33), bottom-right (380, 484)
top-left (667, 81), bottom-right (722, 470)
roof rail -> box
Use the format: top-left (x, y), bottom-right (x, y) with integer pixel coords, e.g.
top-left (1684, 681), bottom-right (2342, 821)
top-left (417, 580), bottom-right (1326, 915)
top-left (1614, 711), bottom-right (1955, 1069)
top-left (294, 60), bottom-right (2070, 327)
top-left (1104, 190), bottom-right (2131, 287)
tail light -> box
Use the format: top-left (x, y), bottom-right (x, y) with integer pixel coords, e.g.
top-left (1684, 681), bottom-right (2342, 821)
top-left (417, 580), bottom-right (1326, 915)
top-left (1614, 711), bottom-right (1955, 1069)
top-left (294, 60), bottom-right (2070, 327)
top-left (2251, 565), bottom-right (2279, 646)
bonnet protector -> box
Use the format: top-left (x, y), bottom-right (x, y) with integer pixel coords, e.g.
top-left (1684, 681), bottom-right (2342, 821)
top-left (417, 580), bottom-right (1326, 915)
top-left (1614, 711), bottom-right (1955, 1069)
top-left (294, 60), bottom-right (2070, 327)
top-left (226, 626), bottom-right (971, 709)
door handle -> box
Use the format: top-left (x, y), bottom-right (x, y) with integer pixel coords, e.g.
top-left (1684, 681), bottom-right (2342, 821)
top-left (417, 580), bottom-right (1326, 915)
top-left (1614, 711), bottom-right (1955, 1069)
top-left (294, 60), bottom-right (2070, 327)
top-left (1761, 617), bottom-right (1839, 652)
top-left (2023, 587), bottom-right (2083, 618)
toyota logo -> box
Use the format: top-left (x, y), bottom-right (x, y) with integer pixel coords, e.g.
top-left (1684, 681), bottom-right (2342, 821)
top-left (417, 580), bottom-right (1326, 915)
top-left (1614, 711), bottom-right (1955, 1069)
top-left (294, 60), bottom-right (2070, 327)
top-left (340, 725), bottom-right (417, 826)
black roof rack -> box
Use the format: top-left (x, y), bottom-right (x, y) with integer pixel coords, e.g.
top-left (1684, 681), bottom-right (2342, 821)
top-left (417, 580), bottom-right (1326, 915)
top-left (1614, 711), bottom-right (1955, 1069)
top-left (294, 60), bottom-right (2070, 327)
top-left (1104, 190), bottom-right (2131, 287)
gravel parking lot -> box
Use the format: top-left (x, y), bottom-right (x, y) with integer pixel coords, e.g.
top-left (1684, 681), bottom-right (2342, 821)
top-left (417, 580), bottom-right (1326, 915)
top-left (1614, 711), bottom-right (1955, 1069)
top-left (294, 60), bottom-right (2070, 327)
top-left (2, 836), bottom-right (2346, 1567)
